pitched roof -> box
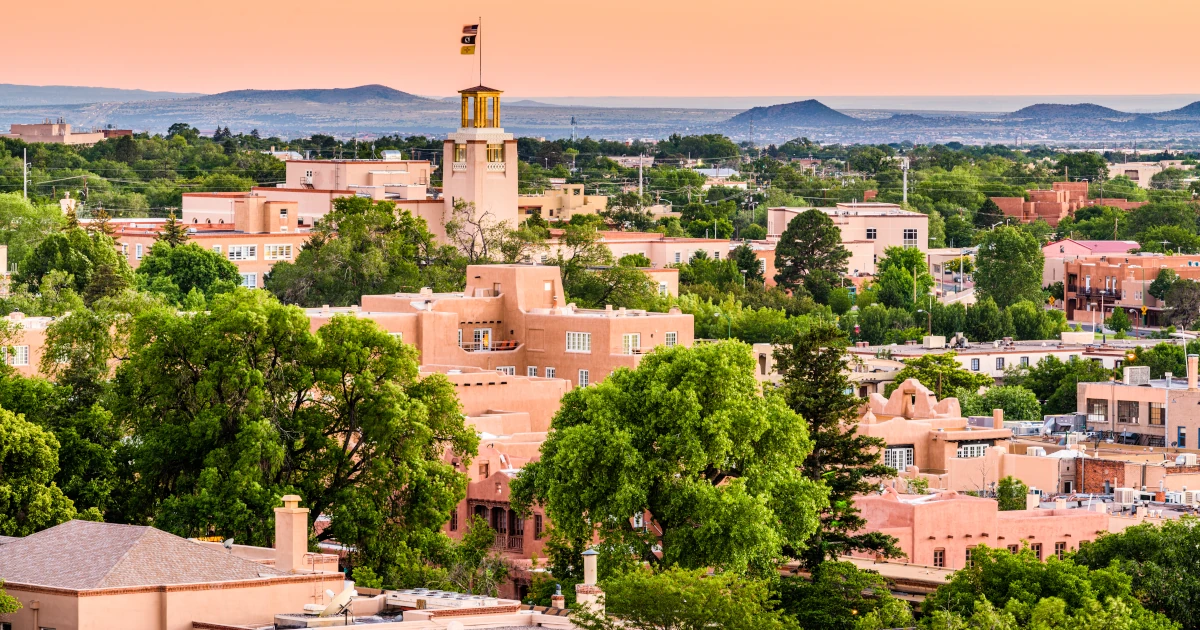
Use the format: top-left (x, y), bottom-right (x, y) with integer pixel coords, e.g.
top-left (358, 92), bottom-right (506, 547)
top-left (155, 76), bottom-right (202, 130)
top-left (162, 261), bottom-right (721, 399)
top-left (0, 520), bottom-right (285, 590)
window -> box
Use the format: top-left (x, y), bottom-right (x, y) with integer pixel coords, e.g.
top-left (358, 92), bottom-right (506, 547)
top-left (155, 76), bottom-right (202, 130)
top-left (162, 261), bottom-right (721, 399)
top-left (449, 509), bottom-right (458, 531)
top-left (479, 463), bottom-right (489, 478)
top-left (578, 369), bottom-right (590, 387)
top-left (457, 329), bottom-right (463, 347)
top-left (866, 227), bottom-right (877, 240)
top-left (1007, 544), bottom-right (1020, 554)
top-left (227, 245), bottom-right (258, 261)
top-left (497, 366), bottom-right (515, 376)
top-left (883, 446), bottom-right (914, 471)
top-left (527, 366), bottom-right (537, 377)
top-left (622, 333), bottom-right (641, 355)
top-left (957, 443), bottom-right (988, 458)
top-left (566, 331), bottom-right (592, 353)
top-left (389, 332), bottom-right (403, 342)
top-left (453, 144), bottom-right (466, 162)
top-left (1117, 400), bottom-right (1139, 424)
top-left (1149, 403), bottom-right (1165, 426)
top-left (1020, 356), bottom-right (1030, 367)
top-left (674, 252), bottom-right (682, 263)
top-left (665, 332), bottom-right (678, 348)
top-left (1055, 542), bottom-right (1067, 559)
top-left (996, 357), bottom-right (1005, 370)
top-left (212, 244), bottom-right (222, 255)
top-left (1087, 399), bottom-right (1108, 424)
top-left (265, 244), bottom-right (293, 260)
top-left (6, 346), bottom-right (28, 367)
top-left (122, 244), bottom-right (128, 255)
top-left (534, 514), bottom-right (544, 539)
top-left (279, 208), bottom-right (288, 219)
top-left (511, 513), bottom-right (524, 536)
top-left (658, 281), bottom-right (668, 296)
top-left (903, 228), bottom-right (918, 247)
top-left (1031, 543), bottom-right (1043, 560)
top-left (713, 250), bottom-right (720, 260)
top-left (545, 367), bottom-right (556, 378)
top-left (486, 143), bottom-right (504, 162)
top-left (135, 243), bottom-right (143, 259)
top-left (1180, 427), bottom-right (1188, 449)
top-left (933, 548), bottom-right (945, 568)
top-left (239, 273), bottom-right (258, 288)
top-left (966, 547), bottom-right (975, 567)
top-left (971, 358), bottom-right (981, 371)
top-left (758, 259), bottom-right (766, 273)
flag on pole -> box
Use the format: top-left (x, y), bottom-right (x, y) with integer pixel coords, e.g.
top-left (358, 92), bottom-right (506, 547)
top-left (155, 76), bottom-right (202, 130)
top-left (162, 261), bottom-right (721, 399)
top-left (461, 35), bottom-right (476, 44)
top-left (460, 45), bottom-right (476, 55)
top-left (461, 24), bottom-right (479, 54)
top-left (463, 24), bottom-right (479, 34)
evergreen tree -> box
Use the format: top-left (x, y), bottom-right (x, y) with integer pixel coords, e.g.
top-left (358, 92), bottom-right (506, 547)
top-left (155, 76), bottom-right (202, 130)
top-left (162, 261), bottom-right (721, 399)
top-left (156, 212), bottom-right (188, 247)
top-left (974, 197), bottom-right (1005, 229)
top-left (772, 209), bottom-right (849, 295)
top-left (773, 321), bottom-right (901, 568)
top-left (90, 208), bottom-right (116, 238)
top-left (64, 206), bottom-right (80, 231)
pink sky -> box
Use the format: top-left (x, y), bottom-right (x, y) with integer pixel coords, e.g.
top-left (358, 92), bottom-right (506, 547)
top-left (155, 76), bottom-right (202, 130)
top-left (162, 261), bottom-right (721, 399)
top-left (8, 0), bottom-right (1197, 96)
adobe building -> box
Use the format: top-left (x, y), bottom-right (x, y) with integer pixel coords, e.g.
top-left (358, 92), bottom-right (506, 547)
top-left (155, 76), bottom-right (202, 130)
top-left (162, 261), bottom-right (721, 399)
top-left (1062, 253), bottom-right (1200, 325)
top-left (0, 497), bottom-right (343, 630)
top-left (518, 184), bottom-right (608, 221)
top-left (762, 203), bottom-right (929, 278)
top-left (3, 119), bottom-right (130, 146)
top-left (1077, 359), bottom-right (1200, 449)
top-left (1042, 239), bottom-right (1139, 288)
top-left (989, 181), bottom-right (1146, 227)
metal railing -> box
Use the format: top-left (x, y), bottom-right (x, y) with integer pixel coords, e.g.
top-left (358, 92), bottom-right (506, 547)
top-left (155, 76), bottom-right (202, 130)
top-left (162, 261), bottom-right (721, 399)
top-left (461, 340), bottom-right (520, 352)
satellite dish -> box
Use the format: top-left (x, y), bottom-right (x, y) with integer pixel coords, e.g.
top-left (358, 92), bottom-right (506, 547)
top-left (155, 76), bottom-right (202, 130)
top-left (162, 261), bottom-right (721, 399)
top-left (222, 538), bottom-right (234, 553)
top-left (319, 586), bottom-right (358, 617)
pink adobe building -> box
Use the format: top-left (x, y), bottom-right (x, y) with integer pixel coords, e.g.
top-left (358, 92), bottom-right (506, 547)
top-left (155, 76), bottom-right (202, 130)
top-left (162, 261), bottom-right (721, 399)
top-left (989, 181), bottom-right (1146, 227)
top-left (1062, 253), bottom-right (1200, 326)
top-left (763, 203), bottom-right (929, 278)
top-left (3, 119), bottom-right (131, 146)
top-left (1075, 357), bottom-right (1200, 451)
top-left (1042, 238), bottom-right (1139, 288)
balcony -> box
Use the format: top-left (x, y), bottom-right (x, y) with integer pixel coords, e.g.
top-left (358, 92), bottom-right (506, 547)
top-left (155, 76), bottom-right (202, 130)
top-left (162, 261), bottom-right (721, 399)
top-left (494, 535), bottom-right (524, 553)
top-left (452, 162), bottom-right (468, 171)
top-left (486, 162), bottom-right (507, 172)
top-left (1073, 287), bottom-right (1121, 299)
top-left (461, 340), bottom-right (521, 352)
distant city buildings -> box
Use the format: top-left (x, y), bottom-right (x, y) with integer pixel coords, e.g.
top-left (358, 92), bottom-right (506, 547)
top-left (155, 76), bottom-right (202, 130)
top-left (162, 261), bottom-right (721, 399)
top-left (989, 181), bottom-right (1146, 227)
top-left (3, 118), bottom-right (131, 145)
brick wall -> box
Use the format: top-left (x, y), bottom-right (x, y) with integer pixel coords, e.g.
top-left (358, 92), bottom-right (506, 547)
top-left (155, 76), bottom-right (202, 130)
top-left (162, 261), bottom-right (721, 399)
top-left (1075, 459), bottom-right (1127, 493)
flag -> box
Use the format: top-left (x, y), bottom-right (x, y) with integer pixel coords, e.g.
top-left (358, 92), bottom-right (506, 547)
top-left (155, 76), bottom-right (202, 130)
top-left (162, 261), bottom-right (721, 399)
top-left (460, 45), bottom-right (476, 55)
top-left (463, 24), bottom-right (479, 35)
top-left (461, 35), bottom-right (476, 45)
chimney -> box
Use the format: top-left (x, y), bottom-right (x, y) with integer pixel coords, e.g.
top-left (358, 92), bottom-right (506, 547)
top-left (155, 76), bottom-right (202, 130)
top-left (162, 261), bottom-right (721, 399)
top-left (1189, 354), bottom-right (1198, 390)
top-left (550, 584), bottom-right (565, 609)
top-left (575, 548), bottom-right (604, 615)
top-left (1166, 372), bottom-right (1173, 389)
top-left (274, 494), bottom-right (309, 573)
top-left (992, 408), bottom-right (1003, 427)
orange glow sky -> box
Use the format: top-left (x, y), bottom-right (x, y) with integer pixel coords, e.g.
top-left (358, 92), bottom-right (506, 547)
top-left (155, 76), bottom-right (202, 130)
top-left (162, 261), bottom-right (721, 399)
top-left (8, 0), bottom-right (1198, 97)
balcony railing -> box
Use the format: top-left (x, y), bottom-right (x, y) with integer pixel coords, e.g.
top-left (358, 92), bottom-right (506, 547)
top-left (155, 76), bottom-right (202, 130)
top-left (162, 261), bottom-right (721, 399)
top-left (461, 340), bottom-right (521, 352)
top-left (494, 535), bottom-right (524, 553)
top-left (1074, 288), bottom-right (1121, 298)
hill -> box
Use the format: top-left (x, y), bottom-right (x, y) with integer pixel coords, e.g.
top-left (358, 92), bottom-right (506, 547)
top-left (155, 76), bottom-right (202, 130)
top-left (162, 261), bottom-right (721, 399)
top-left (186, 84), bottom-right (432, 105)
top-left (1004, 103), bottom-right (1132, 121)
top-left (1152, 101), bottom-right (1200, 120)
top-left (726, 99), bottom-right (859, 126)
top-left (0, 84), bottom-right (201, 106)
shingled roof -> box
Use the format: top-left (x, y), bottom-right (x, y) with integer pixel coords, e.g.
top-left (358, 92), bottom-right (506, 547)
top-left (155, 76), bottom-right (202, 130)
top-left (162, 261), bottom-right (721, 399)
top-left (0, 520), bottom-right (286, 590)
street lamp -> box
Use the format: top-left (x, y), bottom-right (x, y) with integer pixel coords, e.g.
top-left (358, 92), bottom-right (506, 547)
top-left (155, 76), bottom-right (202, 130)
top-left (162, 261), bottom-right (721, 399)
top-left (917, 309), bottom-right (932, 336)
top-left (713, 311), bottom-right (731, 339)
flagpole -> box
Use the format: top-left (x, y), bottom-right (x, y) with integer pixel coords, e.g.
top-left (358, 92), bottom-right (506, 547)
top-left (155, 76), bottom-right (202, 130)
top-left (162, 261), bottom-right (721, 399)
top-left (478, 16), bottom-right (482, 86)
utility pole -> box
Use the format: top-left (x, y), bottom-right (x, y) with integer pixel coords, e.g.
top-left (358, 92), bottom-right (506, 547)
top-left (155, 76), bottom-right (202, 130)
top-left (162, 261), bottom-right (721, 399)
top-left (638, 154), bottom-right (644, 207)
top-left (901, 157), bottom-right (909, 205)
top-left (22, 148), bottom-right (27, 199)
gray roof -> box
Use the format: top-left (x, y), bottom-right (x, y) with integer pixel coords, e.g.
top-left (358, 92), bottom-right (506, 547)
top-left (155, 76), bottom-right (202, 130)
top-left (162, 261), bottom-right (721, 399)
top-left (0, 520), bottom-right (285, 590)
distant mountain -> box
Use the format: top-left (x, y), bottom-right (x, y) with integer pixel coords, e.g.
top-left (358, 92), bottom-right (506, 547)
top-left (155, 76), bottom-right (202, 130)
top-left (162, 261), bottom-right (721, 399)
top-left (187, 84), bottom-right (432, 105)
top-left (1152, 101), bottom-right (1200, 120)
top-left (726, 99), bottom-right (859, 126)
top-left (0, 84), bottom-right (201, 106)
top-left (1004, 103), bottom-right (1132, 121)
top-left (507, 99), bottom-right (564, 108)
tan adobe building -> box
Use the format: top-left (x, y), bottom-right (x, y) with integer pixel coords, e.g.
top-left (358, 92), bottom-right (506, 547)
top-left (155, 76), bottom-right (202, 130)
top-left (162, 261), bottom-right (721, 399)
top-left (519, 184), bottom-right (608, 221)
top-left (761, 203), bottom-right (929, 278)
top-left (990, 181), bottom-right (1146, 227)
top-left (3, 119), bottom-right (131, 146)
top-left (1077, 357), bottom-right (1200, 449)
top-left (1042, 239), bottom-right (1139, 288)
top-left (1062, 253), bottom-right (1200, 326)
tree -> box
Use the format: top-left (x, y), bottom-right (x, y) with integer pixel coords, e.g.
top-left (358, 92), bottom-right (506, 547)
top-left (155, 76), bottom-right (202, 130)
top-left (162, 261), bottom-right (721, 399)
top-left (1167, 280), bottom-right (1200, 330)
top-left (774, 322), bottom-right (900, 568)
top-left (920, 545), bottom-right (1174, 630)
top-left (266, 196), bottom-right (463, 307)
top-left (877, 246), bottom-right (934, 297)
top-left (1054, 152), bottom-right (1109, 184)
top-left (617, 253), bottom-right (652, 268)
top-left (1004, 355), bottom-right (1113, 415)
top-left (136, 241), bottom-right (240, 302)
top-left (731, 243), bottom-right (763, 283)
top-left (14, 228), bottom-right (133, 299)
top-left (1073, 517), bottom-right (1200, 630)
top-left (885, 352), bottom-right (992, 399)
top-left (966, 296), bottom-right (1014, 342)
top-left (114, 134), bottom-right (139, 164)
top-left (876, 264), bottom-right (916, 309)
top-left (778, 561), bottom-right (914, 630)
top-left (572, 567), bottom-right (795, 630)
top-left (111, 291), bottom-right (477, 585)
top-left (0, 193), bottom-right (64, 267)
top-left (437, 516), bottom-right (510, 597)
top-left (1107, 307), bottom-right (1133, 334)
top-left (0, 406), bottom-right (88, 536)
top-left (773, 209), bottom-right (850, 293)
top-left (1149, 268), bottom-right (1179, 301)
top-left (975, 226), bottom-right (1044, 308)
top-left (444, 199), bottom-right (510, 264)
top-left (958, 385), bottom-right (1041, 421)
top-left (510, 341), bottom-right (827, 576)
top-left (995, 476), bottom-right (1028, 511)
top-left (974, 198), bottom-right (1005, 229)
top-left (156, 211), bottom-right (189, 247)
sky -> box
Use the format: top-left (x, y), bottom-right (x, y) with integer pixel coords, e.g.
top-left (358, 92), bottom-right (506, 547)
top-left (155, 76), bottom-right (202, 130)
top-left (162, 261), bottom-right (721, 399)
top-left (8, 0), bottom-right (1199, 100)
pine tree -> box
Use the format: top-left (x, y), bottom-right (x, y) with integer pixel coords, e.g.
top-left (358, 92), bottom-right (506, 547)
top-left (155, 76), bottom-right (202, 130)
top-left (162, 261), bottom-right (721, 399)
top-left (774, 321), bottom-right (902, 569)
top-left (157, 212), bottom-right (188, 247)
top-left (64, 206), bottom-right (80, 230)
top-left (90, 208), bottom-right (116, 238)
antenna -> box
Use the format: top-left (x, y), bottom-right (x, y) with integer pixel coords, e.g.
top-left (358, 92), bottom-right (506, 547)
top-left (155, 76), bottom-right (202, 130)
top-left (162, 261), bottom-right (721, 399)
top-left (319, 586), bottom-right (358, 617)
top-left (222, 538), bottom-right (234, 553)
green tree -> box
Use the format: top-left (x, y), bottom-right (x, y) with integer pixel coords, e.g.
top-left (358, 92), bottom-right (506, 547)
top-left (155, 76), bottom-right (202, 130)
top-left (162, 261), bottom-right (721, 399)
top-left (995, 476), bottom-right (1028, 511)
top-left (885, 352), bottom-right (993, 398)
top-left (975, 226), bottom-right (1044, 308)
top-left (573, 567), bottom-right (794, 630)
top-left (0, 193), bottom-right (64, 267)
top-left (958, 385), bottom-right (1041, 421)
top-left (1149, 268), bottom-right (1179, 301)
top-left (437, 515), bottom-right (511, 597)
top-left (1004, 355), bottom-right (1113, 415)
top-left (156, 211), bottom-right (189, 247)
top-left (974, 198), bottom-right (1006, 229)
top-left (732, 243), bottom-right (764, 283)
top-left (0, 406), bottom-right (87, 535)
top-left (510, 341), bottom-right (827, 576)
top-left (773, 209), bottom-right (850, 295)
top-left (1107, 307), bottom-right (1133, 334)
top-left (1008, 300), bottom-right (1066, 341)
top-left (778, 560), bottom-right (914, 630)
top-left (1054, 152), bottom-right (1109, 184)
top-left (774, 322), bottom-right (900, 568)
top-left (1167, 280), bottom-right (1200, 330)
top-left (876, 264), bottom-right (916, 309)
top-left (617, 253), bottom-right (652, 268)
top-left (111, 290), bottom-right (477, 584)
top-left (967, 296), bottom-right (1014, 342)
top-left (135, 241), bottom-right (240, 302)
top-left (14, 228), bottom-right (132, 298)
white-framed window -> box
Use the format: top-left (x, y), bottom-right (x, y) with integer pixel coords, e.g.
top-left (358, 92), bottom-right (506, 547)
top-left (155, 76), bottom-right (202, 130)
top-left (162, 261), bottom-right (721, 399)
top-left (566, 331), bottom-right (591, 353)
top-left (228, 245), bottom-right (258, 261)
top-left (1020, 356), bottom-right (1029, 367)
top-left (457, 329), bottom-right (463, 347)
top-left (622, 333), bottom-right (641, 355)
top-left (389, 332), bottom-right (403, 342)
top-left (526, 366), bottom-right (537, 377)
top-left (578, 369), bottom-right (590, 387)
top-left (473, 328), bottom-right (492, 349)
top-left (121, 244), bottom-right (128, 255)
top-left (713, 251), bottom-right (720, 260)
top-left (957, 443), bottom-right (988, 458)
top-left (866, 227), bottom-right (877, 240)
top-left (903, 228), bottom-right (918, 247)
top-left (279, 208), bottom-right (288, 219)
top-left (658, 281), bottom-right (669, 296)
top-left (265, 244), bottom-right (292, 260)
top-left (212, 245), bottom-right (222, 255)
top-left (665, 331), bottom-right (678, 348)
top-left (239, 272), bottom-right (257, 288)
top-left (674, 252), bottom-right (682, 263)
top-left (6, 345), bottom-right (29, 366)
top-left (883, 447), bottom-right (914, 471)
top-left (970, 358), bottom-right (980, 371)
top-left (545, 367), bottom-right (556, 378)
top-left (996, 357), bottom-right (1005, 370)
top-left (135, 243), bottom-right (143, 259)
top-left (497, 366), bottom-right (516, 376)
top-left (758, 259), bottom-right (766, 273)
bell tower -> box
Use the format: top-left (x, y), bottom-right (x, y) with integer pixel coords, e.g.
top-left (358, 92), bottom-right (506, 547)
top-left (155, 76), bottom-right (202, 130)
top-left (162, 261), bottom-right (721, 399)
top-left (443, 86), bottom-right (518, 230)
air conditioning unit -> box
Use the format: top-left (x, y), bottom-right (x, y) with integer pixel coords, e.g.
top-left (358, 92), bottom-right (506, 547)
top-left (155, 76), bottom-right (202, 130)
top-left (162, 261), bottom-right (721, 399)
top-left (1183, 491), bottom-right (1200, 506)
top-left (1114, 487), bottom-right (1136, 505)
top-left (1027, 447), bottom-right (1046, 457)
top-left (1177, 453), bottom-right (1198, 466)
